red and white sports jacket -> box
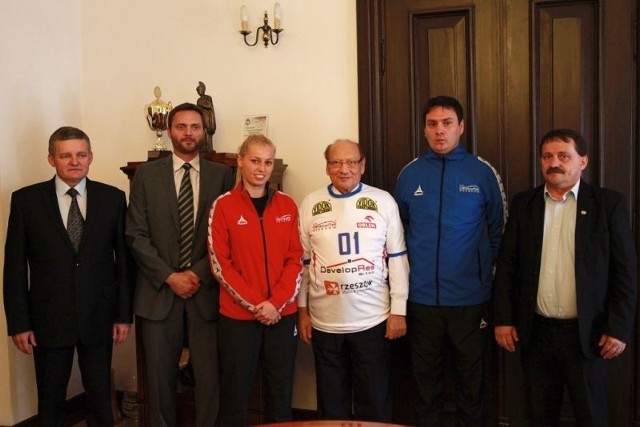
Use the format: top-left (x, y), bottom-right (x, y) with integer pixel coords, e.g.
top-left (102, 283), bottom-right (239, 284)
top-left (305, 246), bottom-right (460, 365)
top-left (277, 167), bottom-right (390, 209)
top-left (208, 182), bottom-right (303, 320)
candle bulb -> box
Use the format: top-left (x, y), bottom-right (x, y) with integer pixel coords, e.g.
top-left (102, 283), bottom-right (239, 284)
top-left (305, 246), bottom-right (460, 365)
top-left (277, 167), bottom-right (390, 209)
top-left (240, 5), bottom-right (249, 32)
top-left (274, 3), bottom-right (282, 29)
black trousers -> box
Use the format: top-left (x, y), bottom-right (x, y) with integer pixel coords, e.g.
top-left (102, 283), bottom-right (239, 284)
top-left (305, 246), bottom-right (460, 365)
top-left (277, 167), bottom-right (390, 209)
top-left (218, 313), bottom-right (298, 427)
top-left (522, 315), bottom-right (608, 427)
top-left (312, 321), bottom-right (392, 422)
top-left (33, 339), bottom-right (113, 427)
top-left (407, 302), bottom-right (488, 427)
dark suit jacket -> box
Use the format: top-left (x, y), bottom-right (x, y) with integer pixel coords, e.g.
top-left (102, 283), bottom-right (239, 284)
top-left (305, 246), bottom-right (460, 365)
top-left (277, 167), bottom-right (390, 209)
top-left (3, 178), bottom-right (134, 347)
top-left (493, 180), bottom-right (637, 358)
top-left (126, 155), bottom-right (234, 321)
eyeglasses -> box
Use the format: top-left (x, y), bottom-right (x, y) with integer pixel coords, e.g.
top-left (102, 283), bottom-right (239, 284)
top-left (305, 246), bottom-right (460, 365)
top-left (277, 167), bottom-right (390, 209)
top-left (327, 159), bottom-right (362, 169)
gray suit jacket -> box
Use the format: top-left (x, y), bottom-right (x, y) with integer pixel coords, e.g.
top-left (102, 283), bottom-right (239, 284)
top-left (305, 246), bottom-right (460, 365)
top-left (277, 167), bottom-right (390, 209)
top-left (126, 155), bottom-right (234, 321)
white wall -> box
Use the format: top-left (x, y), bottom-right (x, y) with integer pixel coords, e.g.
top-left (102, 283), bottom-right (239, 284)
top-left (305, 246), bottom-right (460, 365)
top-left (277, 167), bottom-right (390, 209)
top-left (0, 0), bottom-right (358, 422)
top-left (80, 0), bottom-right (359, 203)
top-left (0, 1), bottom-right (87, 424)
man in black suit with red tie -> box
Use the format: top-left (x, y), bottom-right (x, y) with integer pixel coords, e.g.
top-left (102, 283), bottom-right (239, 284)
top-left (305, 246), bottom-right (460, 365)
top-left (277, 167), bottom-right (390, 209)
top-left (3, 126), bottom-right (134, 426)
top-left (493, 128), bottom-right (637, 426)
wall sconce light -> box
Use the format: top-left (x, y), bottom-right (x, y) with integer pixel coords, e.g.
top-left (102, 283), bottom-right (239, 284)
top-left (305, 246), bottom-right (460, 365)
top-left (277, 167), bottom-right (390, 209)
top-left (239, 3), bottom-right (283, 48)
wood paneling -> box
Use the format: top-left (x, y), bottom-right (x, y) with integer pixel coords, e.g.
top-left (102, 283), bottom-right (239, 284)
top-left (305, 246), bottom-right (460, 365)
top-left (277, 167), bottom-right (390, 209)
top-left (357, 0), bottom-right (638, 425)
top-left (412, 11), bottom-right (472, 155)
top-left (534, 2), bottom-right (597, 185)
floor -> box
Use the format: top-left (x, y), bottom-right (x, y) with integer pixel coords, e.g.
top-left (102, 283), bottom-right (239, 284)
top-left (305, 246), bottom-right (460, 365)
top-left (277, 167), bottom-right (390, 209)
top-left (71, 417), bottom-right (138, 427)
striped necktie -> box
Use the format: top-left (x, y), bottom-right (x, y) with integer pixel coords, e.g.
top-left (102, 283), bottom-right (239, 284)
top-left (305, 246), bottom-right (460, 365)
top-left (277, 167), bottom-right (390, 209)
top-left (66, 188), bottom-right (84, 253)
top-left (178, 163), bottom-right (194, 269)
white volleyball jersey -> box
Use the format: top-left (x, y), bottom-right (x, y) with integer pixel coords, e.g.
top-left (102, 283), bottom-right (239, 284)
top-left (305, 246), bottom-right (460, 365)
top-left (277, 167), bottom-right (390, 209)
top-left (298, 183), bottom-right (409, 333)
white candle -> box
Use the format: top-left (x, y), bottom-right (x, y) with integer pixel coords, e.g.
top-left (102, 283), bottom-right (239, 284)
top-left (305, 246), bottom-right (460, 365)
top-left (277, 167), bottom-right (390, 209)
top-left (274, 3), bottom-right (282, 29)
top-left (241, 5), bottom-right (249, 32)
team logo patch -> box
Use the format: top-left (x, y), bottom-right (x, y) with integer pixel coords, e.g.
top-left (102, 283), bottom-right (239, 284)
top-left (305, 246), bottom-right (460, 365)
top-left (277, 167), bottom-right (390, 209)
top-left (323, 279), bottom-right (374, 295)
top-left (357, 215), bottom-right (377, 229)
top-left (276, 214), bottom-right (292, 223)
top-left (312, 220), bottom-right (337, 231)
top-left (312, 200), bottom-right (332, 216)
top-left (459, 184), bottom-right (480, 193)
top-left (237, 215), bottom-right (248, 225)
top-left (479, 318), bottom-right (488, 329)
top-left (355, 197), bottom-right (378, 211)
top-left (414, 185), bottom-right (424, 196)
top-left (324, 280), bottom-right (340, 295)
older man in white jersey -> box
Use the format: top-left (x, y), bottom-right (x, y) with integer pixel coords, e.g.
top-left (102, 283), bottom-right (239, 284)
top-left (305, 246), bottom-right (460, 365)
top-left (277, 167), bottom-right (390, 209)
top-left (297, 139), bottom-right (409, 422)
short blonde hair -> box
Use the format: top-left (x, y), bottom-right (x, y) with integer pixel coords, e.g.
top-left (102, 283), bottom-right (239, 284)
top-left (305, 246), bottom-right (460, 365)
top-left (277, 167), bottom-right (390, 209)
top-left (238, 134), bottom-right (276, 156)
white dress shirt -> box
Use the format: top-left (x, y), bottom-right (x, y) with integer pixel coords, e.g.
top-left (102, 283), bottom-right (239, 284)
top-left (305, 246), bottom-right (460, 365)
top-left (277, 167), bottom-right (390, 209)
top-left (536, 180), bottom-right (580, 319)
top-left (54, 176), bottom-right (87, 228)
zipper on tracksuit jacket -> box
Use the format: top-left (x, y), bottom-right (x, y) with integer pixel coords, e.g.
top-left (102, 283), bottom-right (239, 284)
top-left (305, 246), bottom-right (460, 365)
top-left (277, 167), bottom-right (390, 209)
top-left (435, 156), bottom-right (446, 306)
top-left (259, 216), bottom-right (272, 298)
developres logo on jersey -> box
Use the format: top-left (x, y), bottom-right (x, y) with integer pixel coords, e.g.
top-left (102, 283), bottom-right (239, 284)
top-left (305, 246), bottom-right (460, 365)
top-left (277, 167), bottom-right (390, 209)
top-left (312, 200), bottom-right (332, 216)
top-left (356, 197), bottom-right (378, 212)
top-left (320, 258), bottom-right (375, 275)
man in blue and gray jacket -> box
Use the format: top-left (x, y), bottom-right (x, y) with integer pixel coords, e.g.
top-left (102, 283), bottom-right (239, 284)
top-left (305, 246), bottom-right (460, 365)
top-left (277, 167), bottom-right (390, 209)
top-left (394, 95), bottom-right (507, 426)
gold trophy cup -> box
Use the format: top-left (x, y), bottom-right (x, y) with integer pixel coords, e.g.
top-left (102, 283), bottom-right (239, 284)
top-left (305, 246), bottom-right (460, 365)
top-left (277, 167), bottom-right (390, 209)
top-left (145, 86), bottom-right (172, 151)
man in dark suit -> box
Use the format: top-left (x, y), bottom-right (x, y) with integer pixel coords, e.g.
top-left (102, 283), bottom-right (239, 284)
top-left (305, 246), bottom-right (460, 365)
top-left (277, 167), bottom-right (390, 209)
top-left (126, 102), bottom-right (234, 427)
top-left (3, 126), bottom-right (134, 426)
top-left (493, 128), bottom-right (637, 426)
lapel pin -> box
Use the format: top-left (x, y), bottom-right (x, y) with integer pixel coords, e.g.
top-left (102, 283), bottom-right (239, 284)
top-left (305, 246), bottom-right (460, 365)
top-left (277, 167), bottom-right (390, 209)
top-left (581, 210), bottom-right (587, 215)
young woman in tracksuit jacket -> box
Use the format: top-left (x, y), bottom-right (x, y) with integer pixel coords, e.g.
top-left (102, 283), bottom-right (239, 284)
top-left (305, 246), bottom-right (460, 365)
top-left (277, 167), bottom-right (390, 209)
top-left (208, 134), bottom-right (303, 427)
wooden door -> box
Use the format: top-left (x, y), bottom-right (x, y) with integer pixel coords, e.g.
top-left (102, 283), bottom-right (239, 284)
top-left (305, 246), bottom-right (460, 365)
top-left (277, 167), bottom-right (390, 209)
top-left (357, 0), bottom-right (638, 425)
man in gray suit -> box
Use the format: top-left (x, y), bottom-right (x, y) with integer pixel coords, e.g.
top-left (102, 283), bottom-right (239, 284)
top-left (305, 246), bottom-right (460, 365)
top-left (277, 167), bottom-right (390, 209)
top-left (126, 103), bottom-right (234, 427)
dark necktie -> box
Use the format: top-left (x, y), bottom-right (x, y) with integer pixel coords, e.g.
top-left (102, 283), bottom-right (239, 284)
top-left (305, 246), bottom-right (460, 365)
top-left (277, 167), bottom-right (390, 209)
top-left (178, 163), bottom-right (194, 269)
top-left (66, 188), bottom-right (84, 253)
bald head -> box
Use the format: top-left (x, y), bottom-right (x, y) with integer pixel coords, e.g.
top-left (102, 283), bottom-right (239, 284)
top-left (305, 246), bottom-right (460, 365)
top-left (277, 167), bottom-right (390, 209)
top-left (324, 139), bottom-right (364, 162)
top-left (324, 139), bottom-right (366, 194)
